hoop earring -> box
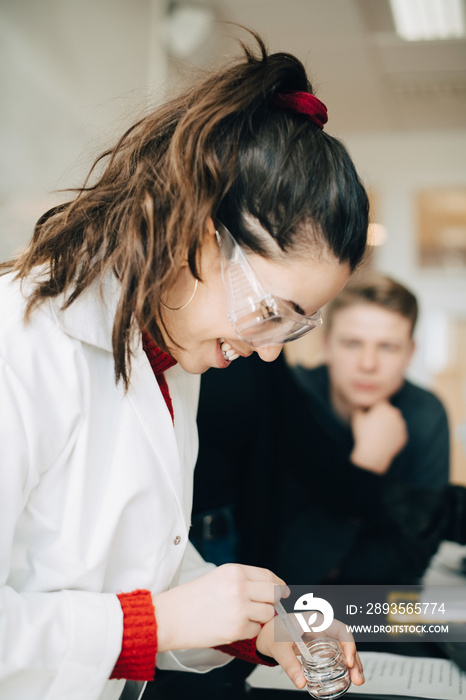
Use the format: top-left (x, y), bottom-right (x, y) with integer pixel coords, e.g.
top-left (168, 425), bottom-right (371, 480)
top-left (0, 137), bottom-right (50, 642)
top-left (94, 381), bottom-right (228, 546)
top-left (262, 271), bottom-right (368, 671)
top-left (161, 278), bottom-right (199, 311)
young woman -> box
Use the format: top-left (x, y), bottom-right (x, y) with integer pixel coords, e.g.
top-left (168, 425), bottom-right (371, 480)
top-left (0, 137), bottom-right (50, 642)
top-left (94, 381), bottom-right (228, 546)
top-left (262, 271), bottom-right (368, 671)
top-left (0, 34), bottom-right (368, 700)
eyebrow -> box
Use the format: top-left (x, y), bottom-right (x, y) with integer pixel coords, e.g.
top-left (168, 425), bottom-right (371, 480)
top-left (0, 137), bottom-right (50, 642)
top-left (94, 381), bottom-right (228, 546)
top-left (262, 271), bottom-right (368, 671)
top-left (285, 299), bottom-right (316, 317)
top-left (289, 300), bottom-right (306, 315)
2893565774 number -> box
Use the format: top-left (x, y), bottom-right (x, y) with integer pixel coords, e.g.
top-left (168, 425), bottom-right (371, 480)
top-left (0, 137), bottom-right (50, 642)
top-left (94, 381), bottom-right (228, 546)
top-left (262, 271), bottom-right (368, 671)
top-left (365, 602), bottom-right (446, 615)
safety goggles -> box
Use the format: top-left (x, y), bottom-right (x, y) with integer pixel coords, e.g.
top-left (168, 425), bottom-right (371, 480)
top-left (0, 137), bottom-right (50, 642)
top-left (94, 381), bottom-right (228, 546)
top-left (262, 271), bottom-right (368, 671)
top-left (215, 222), bottom-right (323, 347)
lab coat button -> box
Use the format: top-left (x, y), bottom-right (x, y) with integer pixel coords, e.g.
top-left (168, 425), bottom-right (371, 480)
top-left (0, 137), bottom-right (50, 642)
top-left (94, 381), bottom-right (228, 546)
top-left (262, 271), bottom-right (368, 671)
top-left (173, 535), bottom-right (182, 545)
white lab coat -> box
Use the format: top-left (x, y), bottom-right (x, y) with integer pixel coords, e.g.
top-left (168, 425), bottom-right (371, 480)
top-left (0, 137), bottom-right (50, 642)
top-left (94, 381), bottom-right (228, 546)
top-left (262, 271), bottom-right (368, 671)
top-left (0, 271), bottom-right (230, 700)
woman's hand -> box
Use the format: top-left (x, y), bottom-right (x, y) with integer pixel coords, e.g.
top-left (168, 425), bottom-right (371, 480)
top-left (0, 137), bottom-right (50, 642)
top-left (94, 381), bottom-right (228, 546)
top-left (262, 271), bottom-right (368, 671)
top-left (256, 616), bottom-right (365, 690)
top-left (153, 563), bottom-right (284, 652)
top-left (256, 620), bottom-right (306, 689)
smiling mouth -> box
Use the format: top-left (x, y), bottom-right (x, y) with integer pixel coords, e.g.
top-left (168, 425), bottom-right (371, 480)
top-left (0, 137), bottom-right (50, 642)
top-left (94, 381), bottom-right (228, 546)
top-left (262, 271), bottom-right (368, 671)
top-left (219, 338), bottom-right (240, 362)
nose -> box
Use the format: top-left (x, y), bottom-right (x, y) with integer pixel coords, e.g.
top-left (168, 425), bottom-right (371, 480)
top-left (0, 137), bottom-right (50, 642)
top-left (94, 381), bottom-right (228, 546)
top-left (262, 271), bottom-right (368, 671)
top-left (359, 345), bottom-right (377, 372)
top-left (255, 344), bottom-right (283, 363)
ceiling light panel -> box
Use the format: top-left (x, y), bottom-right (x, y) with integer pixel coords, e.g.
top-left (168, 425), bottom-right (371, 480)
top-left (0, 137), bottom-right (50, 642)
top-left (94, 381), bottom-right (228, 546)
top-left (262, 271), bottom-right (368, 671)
top-left (389, 0), bottom-right (466, 40)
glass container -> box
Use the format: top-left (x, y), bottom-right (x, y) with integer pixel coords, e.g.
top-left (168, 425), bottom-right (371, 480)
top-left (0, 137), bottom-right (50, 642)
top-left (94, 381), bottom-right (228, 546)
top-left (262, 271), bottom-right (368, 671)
top-left (301, 638), bottom-right (351, 699)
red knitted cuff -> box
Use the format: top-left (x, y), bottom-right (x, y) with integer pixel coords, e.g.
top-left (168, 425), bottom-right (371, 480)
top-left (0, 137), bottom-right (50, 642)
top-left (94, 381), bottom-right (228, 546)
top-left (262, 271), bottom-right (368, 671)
top-left (214, 637), bottom-right (277, 666)
top-left (111, 589), bottom-right (158, 680)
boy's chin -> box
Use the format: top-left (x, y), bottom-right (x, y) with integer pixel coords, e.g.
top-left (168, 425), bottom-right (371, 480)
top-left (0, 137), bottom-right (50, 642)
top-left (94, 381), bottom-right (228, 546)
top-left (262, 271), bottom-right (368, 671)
top-left (351, 397), bottom-right (380, 411)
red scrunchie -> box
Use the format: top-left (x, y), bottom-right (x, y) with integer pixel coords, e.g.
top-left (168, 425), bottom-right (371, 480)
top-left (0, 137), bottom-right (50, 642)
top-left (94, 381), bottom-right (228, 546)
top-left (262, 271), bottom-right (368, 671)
top-left (271, 91), bottom-right (328, 129)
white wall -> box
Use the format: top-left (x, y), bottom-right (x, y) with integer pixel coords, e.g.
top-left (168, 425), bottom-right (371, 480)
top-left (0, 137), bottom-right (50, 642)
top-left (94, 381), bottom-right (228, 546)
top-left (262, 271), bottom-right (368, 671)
top-left (0, 0), bottom-right (168, 260)
top-left (342, 129), bottom-right (466, 386)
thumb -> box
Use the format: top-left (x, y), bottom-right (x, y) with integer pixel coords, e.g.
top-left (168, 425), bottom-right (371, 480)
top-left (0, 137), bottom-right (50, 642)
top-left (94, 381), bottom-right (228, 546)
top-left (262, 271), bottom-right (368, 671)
top-left (277, 645), bottom-right (307, 690)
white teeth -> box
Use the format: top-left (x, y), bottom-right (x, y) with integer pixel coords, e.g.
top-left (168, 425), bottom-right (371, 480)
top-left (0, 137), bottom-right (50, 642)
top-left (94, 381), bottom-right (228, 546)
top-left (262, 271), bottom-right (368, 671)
top-left (219, 339), bottom-right (239, 363)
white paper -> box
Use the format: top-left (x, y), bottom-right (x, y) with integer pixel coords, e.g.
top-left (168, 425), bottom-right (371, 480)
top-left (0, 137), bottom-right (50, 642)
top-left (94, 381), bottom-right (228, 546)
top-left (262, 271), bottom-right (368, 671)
top-left (352, 652), bottom-right (465, 698)
top-left (246, 651), bottom-right (466, 699)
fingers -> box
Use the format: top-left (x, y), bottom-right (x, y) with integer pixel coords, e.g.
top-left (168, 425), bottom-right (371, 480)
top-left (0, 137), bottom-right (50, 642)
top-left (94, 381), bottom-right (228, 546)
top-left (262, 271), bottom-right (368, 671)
top-left (323, 618), bottom-right (354, 645)
top-left (217, 564), bottom-right (288, 618)
top-left (247, 579), bottom-right (287, 605)
top-left (250, 592), bottom-right (365, 691)
top-left (234, 563), bottom-right (286, 587)
top-left (153, 564), bottom-right (291, 652)
top-left (256, 623), bottom-right (306, 690)
top-left (274, 643), bottom-right (307, 690)
top-left (339, 640), bottom-right (356, 665)
top-left (349, 652), bottom-right (365, 686)
top-left (300, 620), bottom-right (365, 688)
top-left (246, 600), bottom-right (275, 625)
top-left (338, 642), bottom-right (364, 686)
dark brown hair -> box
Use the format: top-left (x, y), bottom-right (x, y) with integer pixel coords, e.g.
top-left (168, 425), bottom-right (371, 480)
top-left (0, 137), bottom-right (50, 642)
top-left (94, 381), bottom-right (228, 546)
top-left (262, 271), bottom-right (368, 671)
top-left (3, 31), bottom-right (369, 387)
top-left (326, 273), bottom-right (419, 335)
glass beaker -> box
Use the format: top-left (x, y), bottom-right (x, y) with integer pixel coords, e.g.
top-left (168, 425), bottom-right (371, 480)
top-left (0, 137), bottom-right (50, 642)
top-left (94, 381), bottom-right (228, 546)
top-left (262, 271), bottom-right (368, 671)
top-left (301, 638), bottom-right (351, 699)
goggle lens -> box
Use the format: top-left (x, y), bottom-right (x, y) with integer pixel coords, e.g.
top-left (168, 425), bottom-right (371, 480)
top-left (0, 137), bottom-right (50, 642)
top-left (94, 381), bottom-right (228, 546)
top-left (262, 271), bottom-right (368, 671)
top-left (217, 223), bottom-right (323, 347)
top-left (232, 304), bottom-right (322, 346)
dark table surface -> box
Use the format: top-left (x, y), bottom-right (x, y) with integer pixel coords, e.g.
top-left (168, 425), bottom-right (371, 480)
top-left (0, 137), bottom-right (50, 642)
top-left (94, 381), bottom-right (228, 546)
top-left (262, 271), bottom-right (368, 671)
top-left (141, 640), bottom-right (462, 700)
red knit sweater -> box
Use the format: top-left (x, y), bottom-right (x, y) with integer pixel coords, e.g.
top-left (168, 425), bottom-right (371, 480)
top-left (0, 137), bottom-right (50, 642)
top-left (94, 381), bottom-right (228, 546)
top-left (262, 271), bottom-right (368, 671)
top-left (110, 335), bottom-right (276, 680)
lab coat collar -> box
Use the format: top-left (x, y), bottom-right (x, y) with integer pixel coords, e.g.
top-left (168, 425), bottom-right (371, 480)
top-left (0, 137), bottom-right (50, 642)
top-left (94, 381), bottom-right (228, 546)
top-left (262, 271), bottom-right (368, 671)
top-left (51, 272), bottom-right (122, 353)
top-left (50, 270), bottom-right (188, 516)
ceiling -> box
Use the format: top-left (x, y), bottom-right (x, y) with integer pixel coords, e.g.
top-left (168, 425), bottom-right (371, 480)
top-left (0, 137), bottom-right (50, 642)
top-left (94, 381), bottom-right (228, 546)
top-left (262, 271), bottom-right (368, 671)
top-left (171, 0), bottom-right (466, 134)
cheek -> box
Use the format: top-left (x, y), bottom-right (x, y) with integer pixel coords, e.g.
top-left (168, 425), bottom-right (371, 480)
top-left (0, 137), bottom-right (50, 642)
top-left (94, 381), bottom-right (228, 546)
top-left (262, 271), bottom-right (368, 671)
top-left (327, 355), bottom-right (353, 389)
top-left (193, 296), bottom-right (229, 336)
top-left (329, 351), bottom-right (356, 376)
top-left (384, 357), bottom-right (408, 384)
